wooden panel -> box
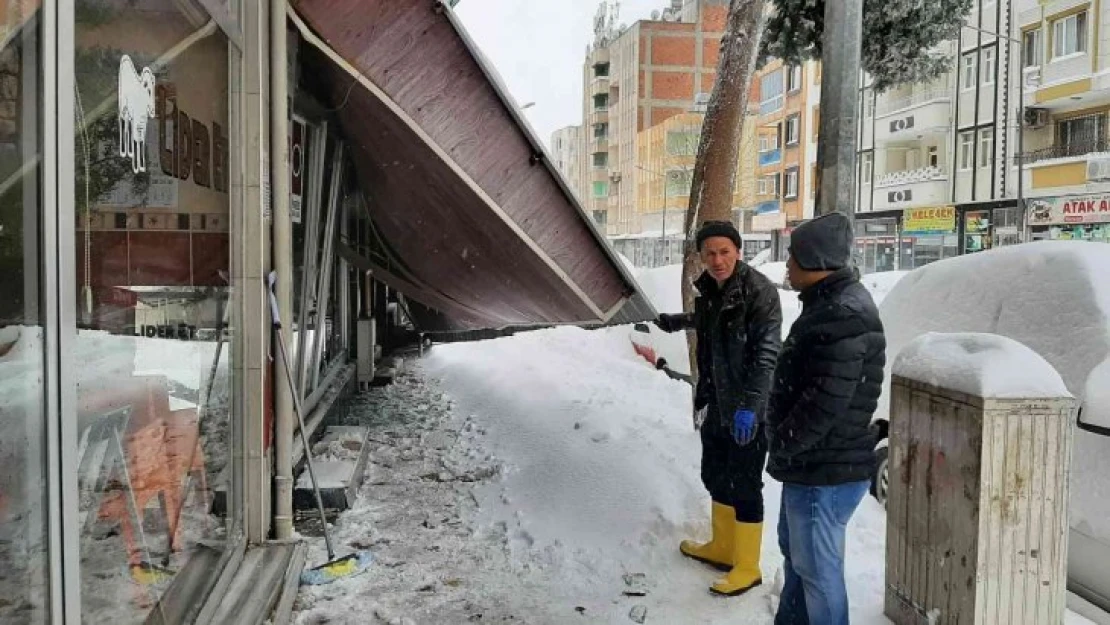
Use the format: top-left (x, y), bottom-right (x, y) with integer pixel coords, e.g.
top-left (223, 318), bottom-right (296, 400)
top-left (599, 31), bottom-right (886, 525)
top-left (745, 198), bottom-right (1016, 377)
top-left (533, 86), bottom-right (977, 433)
top-left (887, 376), bottom-right (1073, 625)
top-left (293, 0), bottom-right (629, 316)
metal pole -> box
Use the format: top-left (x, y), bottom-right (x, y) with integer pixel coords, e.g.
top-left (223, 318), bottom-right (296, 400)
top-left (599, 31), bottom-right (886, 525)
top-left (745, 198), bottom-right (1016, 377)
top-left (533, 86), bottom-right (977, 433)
top-left (660, 175), bottom-right (668, 264)
top-left (815, 0), bottom-right (864, 225)
top-left (271, 0), bottom-right (294, 541)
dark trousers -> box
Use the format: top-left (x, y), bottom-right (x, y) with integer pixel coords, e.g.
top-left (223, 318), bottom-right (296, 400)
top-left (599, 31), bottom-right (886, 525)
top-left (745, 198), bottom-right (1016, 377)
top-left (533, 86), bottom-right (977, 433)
top-left (700, 408), bottom-right (768, 523)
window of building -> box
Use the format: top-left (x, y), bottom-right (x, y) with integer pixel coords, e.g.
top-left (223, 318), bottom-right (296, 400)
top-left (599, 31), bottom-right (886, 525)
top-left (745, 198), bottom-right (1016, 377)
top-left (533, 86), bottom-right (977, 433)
top-left (759, 133), bottom-right (778, 152)
top-left (959, 131), bottom-right (975, 170)
top-left (787, 64), bottom-right (803, 93)
top-left (760, 69), bottom-right (784, 115)
top-left (758, 173), bottom-right (780, 196)
top-left (594, 62), bottom-right (610, 78)
top-left (666, 130), bottom-right (699, 156)
top-left (1023, 29), bottom-right (1043, 68)
top-left (862, 152), bottom-right (873, 184)
top-left (594, 123), bottom-right (608, 138)
top-left (785, 114), bottom-right (801, 145)
top-left (979, 128), bottom-right (994, 168)
top-left (666, 169), bottom-right (693, 196)
top-left (593, 181), bottom-right (609, 197)
top-left (1057, 114), bottom-right (1107, 156)
top-left (961, 53), bottom-right (977, 90)
top-left (982, 47), bottom-right (995, 85)
top-left (593, 93), bottom-right (609, 111)
top-left (592, 210), bottom-right (608, 225)
top-left (928, 145), bottom-right (940, 167)
top-left (592, 152), bottom-right (609, 168)
top-left (784, 167), bottom-right (799, 199)
top-left (1052, 11), bottom-right (1087, 58)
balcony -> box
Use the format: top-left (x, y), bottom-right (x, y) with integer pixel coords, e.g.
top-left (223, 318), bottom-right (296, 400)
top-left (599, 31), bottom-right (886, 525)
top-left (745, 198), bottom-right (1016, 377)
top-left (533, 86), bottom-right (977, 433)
top-left (871, 166), bottom-right (950, 210)
top-left (589, 107), bottom-right (609, 126)
top-left (589, 135), bottom-right (609, 152)
top-left (875, 101), bottom-right (951, 143)
top-left (874, 87), bottom-right (951, 118)
top-left (591, 74), bottom-right (610, 95)
top-left (1016, 138), bottom-right (1110, 166)
top-left (759, 148), bottom-right (782, 167)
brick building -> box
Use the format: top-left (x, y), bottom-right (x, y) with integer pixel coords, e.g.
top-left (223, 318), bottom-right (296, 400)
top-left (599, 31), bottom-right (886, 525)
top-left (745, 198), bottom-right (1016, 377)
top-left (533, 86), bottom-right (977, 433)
top-left (578, 0), bottom-right (732, 235)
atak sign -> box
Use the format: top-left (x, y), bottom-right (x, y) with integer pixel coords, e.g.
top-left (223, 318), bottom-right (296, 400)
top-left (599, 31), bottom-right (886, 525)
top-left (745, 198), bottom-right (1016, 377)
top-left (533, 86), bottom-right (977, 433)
top-left (1027, 194), bottom-right (1110, 226)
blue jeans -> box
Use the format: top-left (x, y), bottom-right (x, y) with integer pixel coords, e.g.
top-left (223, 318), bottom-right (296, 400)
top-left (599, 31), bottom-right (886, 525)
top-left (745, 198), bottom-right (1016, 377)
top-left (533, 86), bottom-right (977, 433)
top-left (774, 481), bottom-right (870, 625)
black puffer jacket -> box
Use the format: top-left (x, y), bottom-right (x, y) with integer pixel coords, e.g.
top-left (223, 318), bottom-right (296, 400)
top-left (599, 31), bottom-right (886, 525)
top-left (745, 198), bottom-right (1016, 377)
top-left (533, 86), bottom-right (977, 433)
top-left (692, 264), bottom-right (783, 427)
top-left (766, 268), bottom-right (886, 485)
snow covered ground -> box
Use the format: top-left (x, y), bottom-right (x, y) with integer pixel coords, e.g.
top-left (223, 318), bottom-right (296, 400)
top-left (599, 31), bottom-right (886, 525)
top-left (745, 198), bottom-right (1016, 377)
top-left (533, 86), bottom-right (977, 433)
top-left (291, 258), bottom-right (1101, 624)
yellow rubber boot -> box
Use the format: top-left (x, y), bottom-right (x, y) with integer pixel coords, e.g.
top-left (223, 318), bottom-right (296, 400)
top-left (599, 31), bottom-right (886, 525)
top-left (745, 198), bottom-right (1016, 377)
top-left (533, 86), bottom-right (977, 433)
top-left (679, 501), bottom-right (735, 571)
top-left (709, 521), bottom-right (763, 596)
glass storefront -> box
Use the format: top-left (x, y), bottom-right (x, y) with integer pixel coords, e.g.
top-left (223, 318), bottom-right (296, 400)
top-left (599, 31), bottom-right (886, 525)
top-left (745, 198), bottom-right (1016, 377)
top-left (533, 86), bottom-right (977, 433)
top-left (73, 1), bottom-right (235, 620)
top-left (0, 4), bottom-right (49, 622)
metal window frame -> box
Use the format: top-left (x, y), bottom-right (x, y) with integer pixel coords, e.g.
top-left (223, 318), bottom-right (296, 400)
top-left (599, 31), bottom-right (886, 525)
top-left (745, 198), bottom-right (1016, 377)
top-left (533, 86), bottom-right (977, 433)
top-left (47, 0), bottom-right (257, 619)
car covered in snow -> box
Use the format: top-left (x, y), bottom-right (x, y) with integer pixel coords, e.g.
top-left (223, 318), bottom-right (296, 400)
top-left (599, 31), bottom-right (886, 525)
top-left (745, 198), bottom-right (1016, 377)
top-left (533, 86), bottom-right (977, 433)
top-left (869, 241), bottom-right (1110, 612)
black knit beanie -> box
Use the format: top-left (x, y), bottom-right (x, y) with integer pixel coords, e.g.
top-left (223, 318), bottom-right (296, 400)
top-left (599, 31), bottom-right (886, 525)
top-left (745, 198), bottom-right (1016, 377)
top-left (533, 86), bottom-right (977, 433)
top-left (695, 221), bottom-right (743, 251)
top-left (788, 212), bottom-right (854, 271)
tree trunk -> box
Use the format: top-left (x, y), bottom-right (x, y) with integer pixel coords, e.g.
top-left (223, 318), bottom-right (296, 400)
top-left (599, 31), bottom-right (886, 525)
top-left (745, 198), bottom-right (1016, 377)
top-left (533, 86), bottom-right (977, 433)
top-left (681, 0), bottom-right (765, 379)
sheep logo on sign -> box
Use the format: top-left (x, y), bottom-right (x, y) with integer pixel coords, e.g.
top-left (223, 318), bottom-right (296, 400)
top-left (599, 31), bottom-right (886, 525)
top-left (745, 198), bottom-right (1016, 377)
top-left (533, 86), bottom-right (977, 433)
top-left (118, 55), bottom-right (156, 173)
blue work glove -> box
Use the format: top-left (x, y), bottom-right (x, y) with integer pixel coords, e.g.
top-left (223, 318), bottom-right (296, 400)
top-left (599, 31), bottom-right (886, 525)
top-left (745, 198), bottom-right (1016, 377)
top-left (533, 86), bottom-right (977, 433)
top-left (731, 409), bottom-right (758, 445)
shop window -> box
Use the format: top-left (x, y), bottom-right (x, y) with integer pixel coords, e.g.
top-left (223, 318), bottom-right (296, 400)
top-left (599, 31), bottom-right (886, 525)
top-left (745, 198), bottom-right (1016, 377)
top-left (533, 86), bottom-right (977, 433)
top-left (0, 6), bottom-right (50, 622)
top-left (74, 2), bottom-right (235, 619)
top-left (1052, 11), bottom-right (1087, 58)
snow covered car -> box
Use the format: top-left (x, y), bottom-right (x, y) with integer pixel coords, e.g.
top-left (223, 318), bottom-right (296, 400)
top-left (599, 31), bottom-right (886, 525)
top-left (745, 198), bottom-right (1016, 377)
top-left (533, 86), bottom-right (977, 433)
top-left (869, 241), bottom-right (1110, 612)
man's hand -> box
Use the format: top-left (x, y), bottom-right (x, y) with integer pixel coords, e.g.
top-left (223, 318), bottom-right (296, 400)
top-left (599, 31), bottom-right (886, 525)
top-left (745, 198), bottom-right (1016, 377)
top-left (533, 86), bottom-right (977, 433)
top-left (654, 313), bottom-right (687, 333)
top-left (730, 409), bottom-right (758, 445)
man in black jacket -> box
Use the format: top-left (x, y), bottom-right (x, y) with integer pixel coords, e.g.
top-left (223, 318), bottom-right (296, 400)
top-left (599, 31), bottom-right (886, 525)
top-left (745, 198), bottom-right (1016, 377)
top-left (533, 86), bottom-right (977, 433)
top-left (655, 221), bottom-right (782, 597)
top-left (766, 213), bottom-right (886, 625)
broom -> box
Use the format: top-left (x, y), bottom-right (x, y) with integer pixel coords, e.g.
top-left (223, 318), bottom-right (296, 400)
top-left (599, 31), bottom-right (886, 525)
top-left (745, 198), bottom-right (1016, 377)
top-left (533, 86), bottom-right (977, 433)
top-left (267, 272), bottom-right (373, 585)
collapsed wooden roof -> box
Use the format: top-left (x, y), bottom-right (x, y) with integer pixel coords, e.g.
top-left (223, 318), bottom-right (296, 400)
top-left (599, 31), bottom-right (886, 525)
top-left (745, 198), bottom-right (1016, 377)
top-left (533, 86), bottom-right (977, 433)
top-left (290, 0), bottom-right (656, 332)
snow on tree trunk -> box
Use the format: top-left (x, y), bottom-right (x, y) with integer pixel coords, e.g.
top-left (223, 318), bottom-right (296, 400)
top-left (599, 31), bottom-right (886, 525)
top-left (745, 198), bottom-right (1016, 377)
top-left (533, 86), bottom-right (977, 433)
top-left (680, 0), bottom-right (764, 380)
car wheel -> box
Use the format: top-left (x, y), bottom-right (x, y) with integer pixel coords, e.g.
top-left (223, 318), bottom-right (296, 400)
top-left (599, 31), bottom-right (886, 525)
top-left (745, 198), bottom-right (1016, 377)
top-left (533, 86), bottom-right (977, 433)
top-left (871, 446), bottom-right (889, 508)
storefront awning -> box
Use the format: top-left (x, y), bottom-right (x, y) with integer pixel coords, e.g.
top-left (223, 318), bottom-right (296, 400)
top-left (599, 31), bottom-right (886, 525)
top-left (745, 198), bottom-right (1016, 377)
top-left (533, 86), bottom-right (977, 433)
top-left (289, 1), bottom-right (655, 332)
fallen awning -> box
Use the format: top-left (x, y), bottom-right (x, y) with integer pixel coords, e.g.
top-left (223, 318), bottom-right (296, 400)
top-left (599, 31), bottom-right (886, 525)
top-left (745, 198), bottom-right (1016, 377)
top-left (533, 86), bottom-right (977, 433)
top-left (289, 1), bottom-right (655, 332)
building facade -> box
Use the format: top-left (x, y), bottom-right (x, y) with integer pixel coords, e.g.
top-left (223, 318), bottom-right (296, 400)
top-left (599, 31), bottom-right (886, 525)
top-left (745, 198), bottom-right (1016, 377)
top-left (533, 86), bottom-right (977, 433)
top-left (853, 0), bottom-right (1025, 273)
top-left (1015, 0), bottom-right (1110, 243)
top-left (550, 124), bottom-right (583, 199)
top-left (578, 0), bottom-right (730, 235)
top-left (750, 58), bottom-right (822, 241)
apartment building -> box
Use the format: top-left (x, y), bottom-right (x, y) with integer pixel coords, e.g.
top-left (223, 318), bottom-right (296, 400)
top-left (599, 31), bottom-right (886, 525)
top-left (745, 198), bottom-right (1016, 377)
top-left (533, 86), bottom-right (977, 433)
top-left (750, 59), bottom-right (822, 241)
top-left (1015, 0), bottom-right (1110, 243)
top-left (579, 0), bottom-right (730, 235)
top-left (550, 125), bottom-right (583, 200)
top-left (854, 0), bottom-right (1024, 273)
top-left (628, 109), bottom-right (763, 259)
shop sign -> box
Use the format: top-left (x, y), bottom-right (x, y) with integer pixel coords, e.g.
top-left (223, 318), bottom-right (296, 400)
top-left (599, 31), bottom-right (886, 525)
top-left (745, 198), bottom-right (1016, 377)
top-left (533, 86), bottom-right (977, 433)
top-left (155, 83), bottom-right (230, 193)
top-left (117, 55), bottom-right (157, 174)
top-left (752, 210), bottom-right (786, 232)
top-left (291, 117), bottom-right (306, 224)
top-left (903, 205), bottom-right (955, 234)
top-left (1027, 193), bottom-right (1110, 226)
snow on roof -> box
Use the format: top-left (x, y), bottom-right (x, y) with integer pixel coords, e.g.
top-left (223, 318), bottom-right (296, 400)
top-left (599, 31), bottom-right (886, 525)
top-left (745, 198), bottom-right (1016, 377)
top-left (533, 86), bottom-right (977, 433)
top-left (894, 332), bottom-right (1071, 399)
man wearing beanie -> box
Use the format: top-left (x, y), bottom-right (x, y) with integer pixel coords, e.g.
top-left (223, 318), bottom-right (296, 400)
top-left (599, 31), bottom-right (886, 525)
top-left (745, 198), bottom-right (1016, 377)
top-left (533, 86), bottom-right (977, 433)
top-left (654, 220), bottom-right (782, 597)
top-left (766, 212), bottom-right (886, 625)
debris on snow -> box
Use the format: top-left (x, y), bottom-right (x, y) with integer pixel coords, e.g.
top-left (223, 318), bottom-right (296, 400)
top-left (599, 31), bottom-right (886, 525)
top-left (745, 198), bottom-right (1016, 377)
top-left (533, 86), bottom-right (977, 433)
top-left (628, 604), bottom-right (648, 623)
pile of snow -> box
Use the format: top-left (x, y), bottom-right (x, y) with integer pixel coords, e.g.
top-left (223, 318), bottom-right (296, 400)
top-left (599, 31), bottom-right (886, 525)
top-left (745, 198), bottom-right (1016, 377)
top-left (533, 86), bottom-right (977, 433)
top-left (757, 261), bottom-right (788, 287)
top-left (894, 332), bottom-right (1071, 399)
top-left (878, 241), bottom-right (1110, 549)
top-left (860, 271), bottom-right (909, 306)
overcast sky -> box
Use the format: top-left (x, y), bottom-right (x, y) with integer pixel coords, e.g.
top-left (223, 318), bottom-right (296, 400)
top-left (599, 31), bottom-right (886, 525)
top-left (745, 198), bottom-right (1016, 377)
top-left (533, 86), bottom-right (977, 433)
top-left (455, 0), bottom-right (666, 147)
